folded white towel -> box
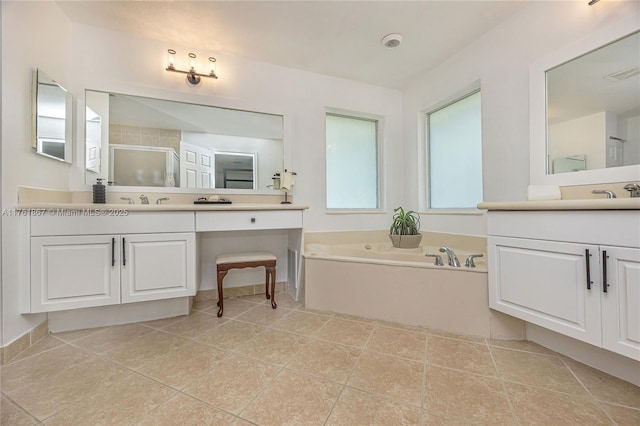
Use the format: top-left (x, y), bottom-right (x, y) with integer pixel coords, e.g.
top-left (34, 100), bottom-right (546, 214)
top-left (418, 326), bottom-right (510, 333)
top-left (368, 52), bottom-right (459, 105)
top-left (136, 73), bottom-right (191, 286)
top-left (527, 184), bottom-right (561, 201)
top-left (280, 172), bottom-right (295, 191)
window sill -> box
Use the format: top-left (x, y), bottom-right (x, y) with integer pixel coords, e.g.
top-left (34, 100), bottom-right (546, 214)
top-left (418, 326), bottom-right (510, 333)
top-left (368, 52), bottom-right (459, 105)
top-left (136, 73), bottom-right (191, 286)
top-left (419, 209), bottom-right (485, 216)
top-left (326, 209), bottom-right (386, 215)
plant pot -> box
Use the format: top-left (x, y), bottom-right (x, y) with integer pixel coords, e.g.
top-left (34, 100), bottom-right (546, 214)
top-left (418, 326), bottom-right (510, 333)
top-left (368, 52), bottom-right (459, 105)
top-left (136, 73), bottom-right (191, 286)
top-left (389, 234), bottom-right (423, 249)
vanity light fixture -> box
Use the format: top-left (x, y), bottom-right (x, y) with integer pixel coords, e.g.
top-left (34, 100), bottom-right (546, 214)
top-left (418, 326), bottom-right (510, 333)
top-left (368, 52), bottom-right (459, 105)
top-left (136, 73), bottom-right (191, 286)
top-left (166, 49), bottom-right (218, 85)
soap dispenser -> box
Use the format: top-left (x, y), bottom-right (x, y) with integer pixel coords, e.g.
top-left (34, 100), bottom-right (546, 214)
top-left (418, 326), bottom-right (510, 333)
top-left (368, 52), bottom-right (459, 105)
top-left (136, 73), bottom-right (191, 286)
top-left (93, 178), bottom-right (106, 204)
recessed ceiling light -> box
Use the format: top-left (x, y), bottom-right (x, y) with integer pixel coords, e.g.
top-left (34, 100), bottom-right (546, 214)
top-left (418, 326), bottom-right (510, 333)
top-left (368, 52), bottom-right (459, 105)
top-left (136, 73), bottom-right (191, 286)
top-left (381, 33), bottom-right (403, 49)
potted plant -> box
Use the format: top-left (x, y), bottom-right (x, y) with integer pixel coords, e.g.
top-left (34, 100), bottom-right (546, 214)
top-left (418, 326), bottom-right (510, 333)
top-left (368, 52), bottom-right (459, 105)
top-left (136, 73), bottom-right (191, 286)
top-left (389, 207), bottom-right (423, 248)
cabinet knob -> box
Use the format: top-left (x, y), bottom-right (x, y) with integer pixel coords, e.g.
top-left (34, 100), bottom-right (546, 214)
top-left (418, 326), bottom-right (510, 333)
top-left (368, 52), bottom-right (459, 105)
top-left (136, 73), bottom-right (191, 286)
top-left (251, 218), bottom-right (256, 223)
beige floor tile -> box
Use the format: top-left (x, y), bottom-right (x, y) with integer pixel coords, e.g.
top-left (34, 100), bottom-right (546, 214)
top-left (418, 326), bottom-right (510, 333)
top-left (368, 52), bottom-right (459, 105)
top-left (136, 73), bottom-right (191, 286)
top-left (326, 387), bottom-right (420, 426)
top-left (51, 326), bottom-right (106, 342)
top-left (236, 294), bottom-right (269, 304)
top-left (505, 382), bottom-right (611, 425)
top-left (192, 298), bottom-right (219, 312)
top-left (10, 356), bottom-right (129, 421)
top-left (348, 350), bottom-right (424, 406)
top-left (334, 313), bottom-right (378, 324)
top-left (6, 335), bottom-right (65, 364)
top-left (103, 331), bottom-right (190, 370)
top-left (426, 329), bottom-right (486, 343)
top-left (235, 329), bottom-right (308, 365)
top-left (161, 312), bottom-right (226, 338)
top-left (137, 393), bottom-right (236, 425)
top-left (271, 310), bottom-right (330, 336)
top-left (213, 298), bottom-right (264, 318)
top-left (601, 403), bottom-right (640, 425)
top-left (487, 339), bottom-right (557, 356)
top-left (139, 315), bottom-right (188, 330)
top-left (235, 304), bottom-right (292, 326)
top-left (137, 340), bottom-right (227, 389)
top-left (422, 412), bottom-right (473, 425)
top-left (366, 326), bottom-right (426, 361)
top-left (241, 369), bottom-right (342, 425)
top-left (1, 344), bottom-right (93, 394)
top-left (1, 395), bottom-right (37, 426)
top-left (491, 347), bottom-right (586, 396)
top-left (43, 373), bottom-right (176, 426)
top-left (268, 292), bottom-right (303, 309)
top-left (375, 319), bottom-right (428, 334)
top-left (564, 358), bottom-right (640, 408)
top-left (424, 365), bottom-right (515, 425)
top-left (72, 323), bottom-right (155, 354)
top-left (314, 318), bottom-right (375, 348)
top-left (286, 339), bottom-right (361, 383)
top-left (183, 354), bottom-right (280, 414)
top-left (426, 336), bottom-right (496, 377)
top-left (196, 320), bottom-right (266, 351)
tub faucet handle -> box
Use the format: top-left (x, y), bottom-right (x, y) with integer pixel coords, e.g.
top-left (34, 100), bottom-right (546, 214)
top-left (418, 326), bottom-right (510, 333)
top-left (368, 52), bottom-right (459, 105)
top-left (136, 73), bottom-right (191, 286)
top-left (425, 254), bottom-right (444, 266)
top-left (465, 254), bottom-right (484, 268)
top-left (120, 197), bottom-right (134, 205)
top-left (623, 183), bottom-right (640, 198)
top-left (439, 246), bottom-right (460, 267)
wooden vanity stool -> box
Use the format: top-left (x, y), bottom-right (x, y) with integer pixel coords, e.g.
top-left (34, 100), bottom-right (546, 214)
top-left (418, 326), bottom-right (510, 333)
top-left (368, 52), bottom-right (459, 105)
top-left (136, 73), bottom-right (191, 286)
top-left (215, 252), bottom-right (277, 317)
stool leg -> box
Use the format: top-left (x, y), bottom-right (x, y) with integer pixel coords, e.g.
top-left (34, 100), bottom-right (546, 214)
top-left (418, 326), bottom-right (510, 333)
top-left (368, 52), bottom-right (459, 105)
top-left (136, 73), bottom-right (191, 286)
top-left (217, 270), bottom-right (228, 317)
top-left (265, 267), bottom-right (270, 299)
top-left (268, 266), bottom-right (277, 309)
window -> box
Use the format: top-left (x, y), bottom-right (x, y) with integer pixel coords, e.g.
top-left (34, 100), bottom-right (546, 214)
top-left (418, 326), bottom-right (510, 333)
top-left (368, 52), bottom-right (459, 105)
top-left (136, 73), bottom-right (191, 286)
top-left (427, 91), bottom-right (483, 209)
top-left (326, 113), bottom-right (379, 210)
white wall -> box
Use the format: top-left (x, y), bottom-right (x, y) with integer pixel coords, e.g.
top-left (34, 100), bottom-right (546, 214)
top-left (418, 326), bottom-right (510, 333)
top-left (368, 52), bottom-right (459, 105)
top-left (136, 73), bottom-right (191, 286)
top-left (65, 23), bottom-right (404, 233)
top-left (1, 1), bottom-right (73, 345)
top-left (402, 1), bottom-right (638, 235)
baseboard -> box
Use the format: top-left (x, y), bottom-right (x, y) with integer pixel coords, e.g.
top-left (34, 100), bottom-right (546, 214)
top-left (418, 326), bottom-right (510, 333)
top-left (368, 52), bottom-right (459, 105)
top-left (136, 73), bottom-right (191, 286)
top-left (1, 320), bottom-right (49, 364)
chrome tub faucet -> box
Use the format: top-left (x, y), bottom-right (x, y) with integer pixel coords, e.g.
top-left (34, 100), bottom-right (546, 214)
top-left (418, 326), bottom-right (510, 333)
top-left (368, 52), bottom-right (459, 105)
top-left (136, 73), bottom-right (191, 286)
top-left (439, 246), bottom-right (460, 267)
top-left (591, 190), bottom-right (616, 199)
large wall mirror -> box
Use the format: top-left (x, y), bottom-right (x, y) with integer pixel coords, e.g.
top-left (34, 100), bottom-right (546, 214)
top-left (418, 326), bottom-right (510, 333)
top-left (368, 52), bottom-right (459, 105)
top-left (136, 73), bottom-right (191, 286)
top-left (530, 17), bottom-right (640, 185)
top-left (32, 69), bottom-right (73, 163)
top-left (84, 90), bottom-right (284, 192)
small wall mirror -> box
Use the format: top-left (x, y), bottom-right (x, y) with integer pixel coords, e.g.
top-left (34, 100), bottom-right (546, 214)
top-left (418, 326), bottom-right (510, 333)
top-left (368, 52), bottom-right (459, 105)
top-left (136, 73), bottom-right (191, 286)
top-left (32, 69), bottom-right (72, 163)
top-left (546, 31), bottom-right (640, 174)
top-left (84, 90), bottom-right (284, 192)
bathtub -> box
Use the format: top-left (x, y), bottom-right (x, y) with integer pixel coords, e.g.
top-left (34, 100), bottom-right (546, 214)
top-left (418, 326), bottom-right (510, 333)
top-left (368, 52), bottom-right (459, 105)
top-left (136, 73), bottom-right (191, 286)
top-left (303, 231), bottom-right (524, 339)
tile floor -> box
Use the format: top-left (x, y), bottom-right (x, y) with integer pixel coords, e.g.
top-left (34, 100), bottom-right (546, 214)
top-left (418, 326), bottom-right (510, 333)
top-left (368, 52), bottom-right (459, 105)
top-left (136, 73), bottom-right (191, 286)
top-left (1, 293), bottom-right (639, 425)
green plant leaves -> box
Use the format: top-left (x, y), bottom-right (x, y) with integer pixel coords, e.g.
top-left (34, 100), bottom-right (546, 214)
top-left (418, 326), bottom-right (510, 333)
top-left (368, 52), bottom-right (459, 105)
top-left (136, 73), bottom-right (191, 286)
top-left (389, 206), bottom-right (421, 235)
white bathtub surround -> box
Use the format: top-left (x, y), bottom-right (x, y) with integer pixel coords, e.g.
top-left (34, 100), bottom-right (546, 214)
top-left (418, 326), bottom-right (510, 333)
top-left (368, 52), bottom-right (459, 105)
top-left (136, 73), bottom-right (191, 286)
top-left (303, 230), bottom-right (525, 339)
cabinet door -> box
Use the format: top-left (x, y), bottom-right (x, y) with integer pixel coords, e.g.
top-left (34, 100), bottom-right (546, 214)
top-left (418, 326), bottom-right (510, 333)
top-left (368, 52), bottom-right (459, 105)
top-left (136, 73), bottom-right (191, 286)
top-left (121, 233), bottom-right (196, 303)
top-left (601, 246), bottom-right (640, 360)
top-left (488, 237), bottom-right (601, 345)
top-left (30, 235), bottom-right (120, 312)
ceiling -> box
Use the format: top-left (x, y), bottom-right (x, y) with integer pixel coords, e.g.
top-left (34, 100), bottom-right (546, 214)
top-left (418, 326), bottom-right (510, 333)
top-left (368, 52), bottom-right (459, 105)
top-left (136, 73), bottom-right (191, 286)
top-left (56, 1), bottom-right (528, 90)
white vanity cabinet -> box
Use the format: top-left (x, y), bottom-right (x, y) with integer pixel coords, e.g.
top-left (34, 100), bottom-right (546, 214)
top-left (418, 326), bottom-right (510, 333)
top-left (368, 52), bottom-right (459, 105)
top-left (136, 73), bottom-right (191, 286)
top-left (25, 212), bottom-right (196, 313)
top-left (487, 210), bottom-right (640, 360)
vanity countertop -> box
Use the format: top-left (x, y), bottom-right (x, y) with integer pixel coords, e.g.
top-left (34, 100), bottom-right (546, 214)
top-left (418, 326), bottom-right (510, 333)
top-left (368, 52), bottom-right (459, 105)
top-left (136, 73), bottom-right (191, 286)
top-left (15, 202), bottom-right (309, 212)
top-left (478, 198), bottom-right (640, 211)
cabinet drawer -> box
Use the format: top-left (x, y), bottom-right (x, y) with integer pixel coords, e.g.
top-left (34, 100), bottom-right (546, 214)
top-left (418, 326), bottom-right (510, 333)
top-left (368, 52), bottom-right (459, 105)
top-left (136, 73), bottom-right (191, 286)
top-left (31, 212), bottom-right (195, 236)
top-left (196, 210), bottom-right (303, 232)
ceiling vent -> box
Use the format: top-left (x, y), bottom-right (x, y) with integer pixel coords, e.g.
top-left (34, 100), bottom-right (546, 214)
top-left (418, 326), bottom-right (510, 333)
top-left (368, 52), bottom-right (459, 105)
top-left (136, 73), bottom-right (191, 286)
top-left (604, 66), bottom-right (640, 81)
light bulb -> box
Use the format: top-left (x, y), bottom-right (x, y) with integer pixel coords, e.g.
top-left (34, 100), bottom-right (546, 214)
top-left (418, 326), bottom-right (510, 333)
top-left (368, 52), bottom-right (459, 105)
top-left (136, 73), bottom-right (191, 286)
top-left (209, 57), bottom-right (217, 76)
top-left (188, 53), bottom-right (197, 72)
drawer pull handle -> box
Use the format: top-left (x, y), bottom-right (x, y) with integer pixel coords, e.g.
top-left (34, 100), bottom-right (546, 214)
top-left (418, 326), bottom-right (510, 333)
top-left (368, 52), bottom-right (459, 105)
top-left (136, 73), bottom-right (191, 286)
top-left (112, 237), bottom-right (116, 267)
top-left (602, 250), bottom-right (608, 293)
top-left (122, 237), bottom-right (126, 266)
top-left (585, 249), bottom-right (591, 290)
top-left (251, 218), bottom-right (256, 223)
